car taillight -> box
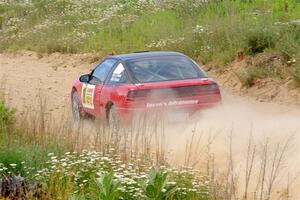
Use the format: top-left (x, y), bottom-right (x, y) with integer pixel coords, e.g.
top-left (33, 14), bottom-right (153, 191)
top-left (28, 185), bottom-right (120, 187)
top-left (127, 90), bottom-right (150, 99)
top-left (127, 84), bottom-right (219, 100)
top-left (189, 83), bottom-right (219, 93)
top-left (206, 83), bottom-right (219, 91)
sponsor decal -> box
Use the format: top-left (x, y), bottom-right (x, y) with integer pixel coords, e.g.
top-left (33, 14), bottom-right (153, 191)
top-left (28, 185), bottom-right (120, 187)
top-left (146, 100), bottom-right (199, 108)
top-left (81, 83), bottom-right (95, 109)
top-left (111, 63), bottom-right (125, 82)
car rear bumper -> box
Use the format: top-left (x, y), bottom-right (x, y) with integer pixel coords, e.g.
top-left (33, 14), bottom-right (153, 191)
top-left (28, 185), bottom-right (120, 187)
top-left (115, 93), bottom-right (221, 122)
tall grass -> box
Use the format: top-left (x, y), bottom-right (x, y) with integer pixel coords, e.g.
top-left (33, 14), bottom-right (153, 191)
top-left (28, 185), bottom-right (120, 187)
top-left (2, 0), bottom-right (300, 88)
top-left (0, 97), bottom-right (215, 199)
top-left (1, 0), bottom-right (300, 65)
top-left (0, 95), bottom-right (298, 199)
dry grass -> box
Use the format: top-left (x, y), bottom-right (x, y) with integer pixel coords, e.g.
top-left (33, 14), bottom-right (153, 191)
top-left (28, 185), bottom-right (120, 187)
top-left (0, 89), bottom-right (299, 199)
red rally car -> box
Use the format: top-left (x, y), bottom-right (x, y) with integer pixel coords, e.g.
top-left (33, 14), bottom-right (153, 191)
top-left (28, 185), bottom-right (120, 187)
top-left (71, 51), bottom-right (221, 123)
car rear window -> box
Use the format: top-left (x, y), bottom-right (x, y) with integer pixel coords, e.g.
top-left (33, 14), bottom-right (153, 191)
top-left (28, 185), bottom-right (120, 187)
top-left (126, 56), bottom-right (207, 83)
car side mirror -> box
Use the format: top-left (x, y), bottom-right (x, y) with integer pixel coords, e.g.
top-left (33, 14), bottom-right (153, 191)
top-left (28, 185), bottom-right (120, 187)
top-left (79, 74), bottom-right (90, 83)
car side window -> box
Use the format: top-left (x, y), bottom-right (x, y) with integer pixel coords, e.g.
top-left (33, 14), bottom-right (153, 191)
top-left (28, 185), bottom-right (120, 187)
top-left (90, 59), bottom-right (117, 85)
top-left (108, 63), bottom-right (129, 84)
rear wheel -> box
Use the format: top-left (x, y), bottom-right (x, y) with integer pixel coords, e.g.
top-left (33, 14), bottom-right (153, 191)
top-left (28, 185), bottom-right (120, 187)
top-left (108, 105), bottom-right (120, 130)
top-left (72, 91), bottom-right (83, 121)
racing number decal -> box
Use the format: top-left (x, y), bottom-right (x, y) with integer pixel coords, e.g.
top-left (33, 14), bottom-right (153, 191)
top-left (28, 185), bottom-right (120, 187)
top-left (81, 83), bottom-right (95, 109)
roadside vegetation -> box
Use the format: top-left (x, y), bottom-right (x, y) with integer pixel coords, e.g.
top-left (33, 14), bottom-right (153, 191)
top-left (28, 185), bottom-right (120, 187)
top-left (0, 92), bottom-right (297, 199)
top-left (0, 0), bottom-right (300, 87)
top-left (0, 96), bottom-right (213, 199)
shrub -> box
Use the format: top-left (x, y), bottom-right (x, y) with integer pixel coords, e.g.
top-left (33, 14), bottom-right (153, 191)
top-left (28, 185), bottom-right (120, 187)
top-left (236, 67), bottom-right (260, 87)
top-left (246, 30), bottom-right (275, 55)
top-left (236, 56), bottom-right (287, 88)
top-left (275, 25), bottom-right (300, 62)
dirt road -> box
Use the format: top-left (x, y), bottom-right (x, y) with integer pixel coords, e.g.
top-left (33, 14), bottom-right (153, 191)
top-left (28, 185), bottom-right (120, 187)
top-left (1, 52), bottom-right (300, 198)
top-left (0, 52), bottom-right (91, 118)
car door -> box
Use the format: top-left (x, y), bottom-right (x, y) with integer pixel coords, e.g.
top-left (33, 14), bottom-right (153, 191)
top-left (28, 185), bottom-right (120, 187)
top-left (81, 58), bottom-right (117, 117)
top-left (100, 62), bottom-right (133, 119)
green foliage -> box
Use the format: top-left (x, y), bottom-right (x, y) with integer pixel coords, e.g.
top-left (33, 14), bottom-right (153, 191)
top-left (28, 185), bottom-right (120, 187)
top-left (0, 100), bottom-right (73, 181)
top-left (144, 168), bottom-right (177, 200)
top-left (246, 30), bottom-right (275, 55)
top-left (1, 0), bottom-right (300, 66)
top-left (0, 100), bottom-right (211, 198)
top-left (170, 170), bottom-right (210, 200)
top-left (0, 142), bottom-right (70, 179)
top-left (85, 9), bottom-right (183, 53)
top-left (0, 101), bottom-right (15, 146)
top-left (291, 65), bottom-right (300, 87)
top-left (0, 101), bottom-right (15, 129)
top-left (0, 145), bottom-right (39, 176)
top-left (94, 172), bottom-right (121, 200)
top-left (275, 25), bottom-right (300, 61)
top-left (18, 151), bottom-right (209, 200)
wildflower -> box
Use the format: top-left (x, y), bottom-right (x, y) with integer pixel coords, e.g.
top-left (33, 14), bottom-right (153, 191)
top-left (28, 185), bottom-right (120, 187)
top-left (50, 156), bottom-right (57, 160)
top-left (9, 164), bottom-right (17, 168)
top-left (168, 181), bottom-right (176, 185)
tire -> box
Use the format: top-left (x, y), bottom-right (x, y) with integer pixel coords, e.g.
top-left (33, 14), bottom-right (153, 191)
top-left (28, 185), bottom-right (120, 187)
top-left (72, 91), bottom-right (83, 121)
top-left (108, 105), bottom-right (120, 130)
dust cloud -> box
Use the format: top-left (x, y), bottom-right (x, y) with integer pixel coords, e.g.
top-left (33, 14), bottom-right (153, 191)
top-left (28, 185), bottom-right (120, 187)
top-left (162, 91), bottom-right (300, 198)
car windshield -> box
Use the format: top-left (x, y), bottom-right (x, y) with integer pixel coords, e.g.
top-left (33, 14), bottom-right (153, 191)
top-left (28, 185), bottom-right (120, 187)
top-left (126, 56), bottom-right (207, 83)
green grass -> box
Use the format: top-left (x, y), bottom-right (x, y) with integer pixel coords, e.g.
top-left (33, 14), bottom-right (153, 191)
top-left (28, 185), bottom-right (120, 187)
top-left (1, 0), bottom-right (300, 64)
top-left (1, 1), bottom-right (300, 86)
top-left (0, 100), bottom-right (213, 199)
top-left (84, 9), bottom-right (184, 53)
top-left (0, 100), bottom-right (73, 180)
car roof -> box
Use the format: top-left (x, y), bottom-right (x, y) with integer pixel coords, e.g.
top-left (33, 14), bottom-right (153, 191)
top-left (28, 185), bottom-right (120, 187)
top-left (108, 51), bottom-right (186, 61)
